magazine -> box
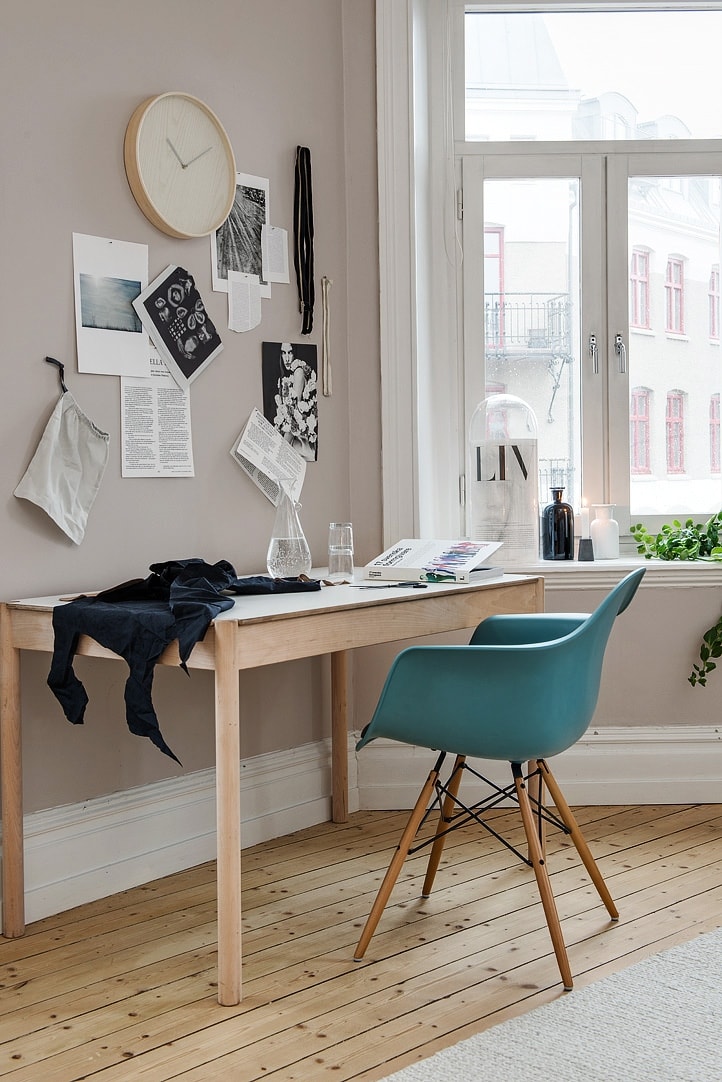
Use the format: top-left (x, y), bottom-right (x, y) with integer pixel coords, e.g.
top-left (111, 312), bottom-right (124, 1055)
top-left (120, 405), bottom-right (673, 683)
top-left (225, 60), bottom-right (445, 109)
top-left (229, 408), bottom-right (306, 506)
top-left (132, 265), bottom-right (223, 389)
top-left (364, 538), bottom-right (503, 582)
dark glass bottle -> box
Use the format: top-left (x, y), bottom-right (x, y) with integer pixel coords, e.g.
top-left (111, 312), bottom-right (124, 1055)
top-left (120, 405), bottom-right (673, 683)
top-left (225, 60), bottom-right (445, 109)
top-left (541, 487), bottom-right (575, 560)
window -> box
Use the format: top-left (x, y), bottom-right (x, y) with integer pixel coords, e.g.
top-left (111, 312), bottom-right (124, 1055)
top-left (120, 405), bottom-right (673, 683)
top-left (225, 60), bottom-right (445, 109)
top-left (459, 7), bottom-right (722, 529)
top-left (462, 158), bottom-right (722, 525)
top-left (665, 259), bottom-right (685, 335)
top-left (666, 392), bottom-right (685, 474)
top-left (375, 1), bottom-right (722, 546)
top-left (710, 268), bottom-right (720, 341)
top-left (475, 175), bottom-right (580, 507)
top-left (630, 389), bottom-right (651, 475)
top-left (630, 250), bottom-right (650, 330)
top-left (711, 394), bottom-right (720, 473)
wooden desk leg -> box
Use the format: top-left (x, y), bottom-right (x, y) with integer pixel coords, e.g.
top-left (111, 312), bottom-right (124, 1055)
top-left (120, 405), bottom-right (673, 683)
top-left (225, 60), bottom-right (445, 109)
top-left (331, 650), bottom-right (348, 824)
top-left (0, 603), bottom-right (25, 938)
top-left (214, 621), bottom-right (242, 1005)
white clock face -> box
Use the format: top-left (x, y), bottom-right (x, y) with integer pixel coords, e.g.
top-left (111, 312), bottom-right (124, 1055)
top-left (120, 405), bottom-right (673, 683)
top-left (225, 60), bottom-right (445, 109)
top-left (128, 94), bottom-right (236, 238)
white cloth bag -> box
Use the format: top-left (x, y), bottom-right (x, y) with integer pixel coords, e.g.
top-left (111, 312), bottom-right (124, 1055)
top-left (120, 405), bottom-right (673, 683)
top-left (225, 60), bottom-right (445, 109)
top-left (14, 391), bottom-right (110, 544)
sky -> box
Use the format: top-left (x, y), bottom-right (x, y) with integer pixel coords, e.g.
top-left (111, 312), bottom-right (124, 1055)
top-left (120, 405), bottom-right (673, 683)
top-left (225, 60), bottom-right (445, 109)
top-left (543, 11), bottom-right (722, 137)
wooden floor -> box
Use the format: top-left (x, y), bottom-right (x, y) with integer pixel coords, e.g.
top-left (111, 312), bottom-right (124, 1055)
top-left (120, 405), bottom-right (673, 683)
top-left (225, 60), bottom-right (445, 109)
top-left (1, 801), bottom-right (720, 1081)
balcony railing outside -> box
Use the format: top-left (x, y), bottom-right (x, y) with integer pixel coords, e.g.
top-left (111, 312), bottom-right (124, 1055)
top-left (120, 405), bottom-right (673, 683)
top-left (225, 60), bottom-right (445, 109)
top-left (485, 293), bottom-right (572, 355)
top-left (539, 458), bottom-right (575, 502)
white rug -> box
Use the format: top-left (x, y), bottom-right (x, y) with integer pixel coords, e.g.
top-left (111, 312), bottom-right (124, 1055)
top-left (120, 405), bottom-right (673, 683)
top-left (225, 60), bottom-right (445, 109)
top-left (380, 927), bottom-right (722, 1082)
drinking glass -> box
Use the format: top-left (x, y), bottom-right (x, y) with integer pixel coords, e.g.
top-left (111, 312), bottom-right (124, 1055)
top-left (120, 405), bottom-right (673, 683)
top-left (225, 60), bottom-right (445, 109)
top-left (328, 522), bottom-right (354, 582)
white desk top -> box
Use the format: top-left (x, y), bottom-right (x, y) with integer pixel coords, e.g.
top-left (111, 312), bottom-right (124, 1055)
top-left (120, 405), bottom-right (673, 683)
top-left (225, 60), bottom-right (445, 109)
top-left (7, 571), bottom-right (538, 623)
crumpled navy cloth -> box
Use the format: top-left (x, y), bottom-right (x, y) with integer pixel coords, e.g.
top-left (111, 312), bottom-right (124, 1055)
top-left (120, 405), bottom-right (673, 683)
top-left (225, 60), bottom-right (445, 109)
top-left (48, 558), bottom-right (321, 763)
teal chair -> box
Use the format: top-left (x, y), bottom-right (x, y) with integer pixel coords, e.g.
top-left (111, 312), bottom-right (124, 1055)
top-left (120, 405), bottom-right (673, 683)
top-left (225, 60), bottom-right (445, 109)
top-left (353, 568), bottom-right (645, 990)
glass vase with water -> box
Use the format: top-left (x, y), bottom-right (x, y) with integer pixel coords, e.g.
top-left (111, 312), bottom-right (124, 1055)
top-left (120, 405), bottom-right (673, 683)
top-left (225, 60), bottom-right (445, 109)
top-left (266, 480), bottom-right (312, 578)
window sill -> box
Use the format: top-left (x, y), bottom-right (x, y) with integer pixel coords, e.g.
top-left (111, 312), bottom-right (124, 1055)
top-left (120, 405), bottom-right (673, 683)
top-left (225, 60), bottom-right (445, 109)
top-left (508, 555), bottom-right (722, 590)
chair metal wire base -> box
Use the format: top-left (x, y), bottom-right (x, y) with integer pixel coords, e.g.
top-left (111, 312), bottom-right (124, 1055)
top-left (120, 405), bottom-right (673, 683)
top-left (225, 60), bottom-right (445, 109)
top-left (406, 754), bottom-right (570, 869)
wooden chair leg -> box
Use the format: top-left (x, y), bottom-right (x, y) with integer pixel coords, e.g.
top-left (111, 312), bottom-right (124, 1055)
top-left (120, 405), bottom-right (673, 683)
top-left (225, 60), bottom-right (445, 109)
top-left (527, 759), bottom-right (547, 859)
top-left (354, 763), bottom-right (441, 961)
top-left (422, 754), bottom-right (465, 898)
top-left (538, 759), bottom-right (619, 920)
top-left (513, 763), bottom-right (573, 991)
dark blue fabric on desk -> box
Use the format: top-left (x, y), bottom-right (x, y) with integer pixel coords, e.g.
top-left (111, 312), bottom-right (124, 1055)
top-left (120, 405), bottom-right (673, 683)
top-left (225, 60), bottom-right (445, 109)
top-left (47, 558), bottom-right (321, 762)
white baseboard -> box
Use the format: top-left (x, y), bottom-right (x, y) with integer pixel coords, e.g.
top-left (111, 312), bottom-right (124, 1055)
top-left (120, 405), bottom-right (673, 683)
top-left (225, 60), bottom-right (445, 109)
top-left (5, 739), bottom-right (358, 926)
top-left (355, 725), bottom-right (722, 808)
top-left (2, 726), bottom-right (718, 926)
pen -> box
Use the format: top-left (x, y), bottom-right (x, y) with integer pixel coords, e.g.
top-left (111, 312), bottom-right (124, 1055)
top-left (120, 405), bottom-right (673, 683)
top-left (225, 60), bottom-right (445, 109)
top-left (351, 582), bottom-right (428, 589)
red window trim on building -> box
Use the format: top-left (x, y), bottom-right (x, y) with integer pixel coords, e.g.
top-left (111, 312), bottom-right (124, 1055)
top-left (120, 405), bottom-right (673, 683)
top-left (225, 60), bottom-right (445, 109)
top-left (630, 387), bottom-right (651, 474)
top-left (630, 249), bottom-right (650, 329)
top-left (666, 391), bottom-right (685, 473)
top-left (665, 258), bottom-right (685, 334)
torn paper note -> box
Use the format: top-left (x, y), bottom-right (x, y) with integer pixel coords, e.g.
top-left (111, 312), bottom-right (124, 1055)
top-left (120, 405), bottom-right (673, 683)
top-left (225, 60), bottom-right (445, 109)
top-left (228, 271), bottom-right (261, 332)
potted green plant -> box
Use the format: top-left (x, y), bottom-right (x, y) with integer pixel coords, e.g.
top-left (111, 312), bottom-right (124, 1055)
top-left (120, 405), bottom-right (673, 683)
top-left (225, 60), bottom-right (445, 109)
top-left (630, 512), bottom-right (722, 686)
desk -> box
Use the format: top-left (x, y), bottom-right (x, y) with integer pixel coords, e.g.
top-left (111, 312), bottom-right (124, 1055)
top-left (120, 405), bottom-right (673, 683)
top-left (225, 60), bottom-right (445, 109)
top-left (0, 573), bottom-right (543, 1004)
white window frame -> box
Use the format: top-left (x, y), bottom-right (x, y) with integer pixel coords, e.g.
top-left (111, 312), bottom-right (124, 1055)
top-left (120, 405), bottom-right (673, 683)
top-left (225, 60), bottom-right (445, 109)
top-left (375, 0), bottom-right (722, 550)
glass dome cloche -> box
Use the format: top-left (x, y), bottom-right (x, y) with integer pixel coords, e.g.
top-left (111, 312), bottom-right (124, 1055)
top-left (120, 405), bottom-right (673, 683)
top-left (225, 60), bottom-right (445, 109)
top-left (468, 393), bottom-right (539, 564)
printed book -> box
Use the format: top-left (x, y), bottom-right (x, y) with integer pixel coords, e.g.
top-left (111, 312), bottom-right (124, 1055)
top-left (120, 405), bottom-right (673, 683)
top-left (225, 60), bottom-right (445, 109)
top-left (364, 538), bottom-right (503, 582)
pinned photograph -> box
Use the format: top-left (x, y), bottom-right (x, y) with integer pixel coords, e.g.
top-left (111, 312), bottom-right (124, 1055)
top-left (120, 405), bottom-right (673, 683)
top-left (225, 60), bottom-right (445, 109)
top-left (262, 341), bottom-right (318, 462)
top-left (72, 233), bottom-right (150, 377)
top-left (212, 173), bottom-right (271, 297)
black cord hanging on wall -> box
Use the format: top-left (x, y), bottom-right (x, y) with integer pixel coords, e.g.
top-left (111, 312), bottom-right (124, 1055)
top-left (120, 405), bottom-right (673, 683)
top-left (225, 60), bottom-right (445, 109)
top-left (294, 146), bottom-right (315, 335)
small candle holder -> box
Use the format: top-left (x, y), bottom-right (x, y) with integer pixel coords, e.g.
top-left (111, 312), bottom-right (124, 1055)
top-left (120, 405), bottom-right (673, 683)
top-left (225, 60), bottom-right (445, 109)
top-left (578, 537), bottom-right (594, 561)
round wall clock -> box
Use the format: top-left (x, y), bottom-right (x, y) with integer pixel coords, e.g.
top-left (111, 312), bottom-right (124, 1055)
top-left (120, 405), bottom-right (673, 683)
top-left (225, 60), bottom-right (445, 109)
top-left (124, 92), bottom-right (237, 239)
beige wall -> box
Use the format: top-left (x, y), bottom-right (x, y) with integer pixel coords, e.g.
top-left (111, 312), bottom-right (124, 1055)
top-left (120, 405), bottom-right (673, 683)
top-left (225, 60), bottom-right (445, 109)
top-left (1, 0), bottom-right (381, 812)
top-left (3, 1), bottom-right (717, 826)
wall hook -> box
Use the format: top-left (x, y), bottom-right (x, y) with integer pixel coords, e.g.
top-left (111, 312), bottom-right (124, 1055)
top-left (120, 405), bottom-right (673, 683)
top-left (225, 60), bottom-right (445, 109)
top-left (45, 356), bottom-right (68, 394)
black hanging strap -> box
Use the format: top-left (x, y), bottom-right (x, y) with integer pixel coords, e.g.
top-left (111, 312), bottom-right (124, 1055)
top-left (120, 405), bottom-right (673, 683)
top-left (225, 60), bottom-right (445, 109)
top-left (294, 146), bottom-right (315, 335)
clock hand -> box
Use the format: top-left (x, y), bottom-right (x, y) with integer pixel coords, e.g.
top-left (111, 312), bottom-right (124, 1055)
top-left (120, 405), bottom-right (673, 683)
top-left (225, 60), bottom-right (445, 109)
top-left (184, 145), bottom-right (213, 167)
top-left (166, 137), bottom-right (187, 168)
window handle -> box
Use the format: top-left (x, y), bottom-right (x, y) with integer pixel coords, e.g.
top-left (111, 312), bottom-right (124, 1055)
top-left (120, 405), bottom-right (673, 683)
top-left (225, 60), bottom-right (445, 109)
top-left (589, 333), bottom-right (599, 375)
top-left (615, 333), bottom-right (627, 374)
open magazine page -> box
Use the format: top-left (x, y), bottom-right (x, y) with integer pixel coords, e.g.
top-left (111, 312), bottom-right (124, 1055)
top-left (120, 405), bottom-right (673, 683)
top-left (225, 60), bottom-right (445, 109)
top-left (230, 407), bottom-right (305, 506)
top-left (365, 539), bottom-right (503, 581)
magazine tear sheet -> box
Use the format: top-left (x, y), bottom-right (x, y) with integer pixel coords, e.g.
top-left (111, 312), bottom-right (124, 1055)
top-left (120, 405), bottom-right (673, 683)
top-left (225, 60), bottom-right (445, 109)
top-left (121, 347), bottom-right (194, 478)
top-left (230, 407), bottom-right (305, 506)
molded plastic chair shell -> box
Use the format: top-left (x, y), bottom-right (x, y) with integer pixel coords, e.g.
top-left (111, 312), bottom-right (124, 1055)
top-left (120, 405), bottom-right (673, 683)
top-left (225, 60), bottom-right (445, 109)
top-left (353, 569), bottom-right (645, 989)
top-left (356, 568), bottom-right (645, 765)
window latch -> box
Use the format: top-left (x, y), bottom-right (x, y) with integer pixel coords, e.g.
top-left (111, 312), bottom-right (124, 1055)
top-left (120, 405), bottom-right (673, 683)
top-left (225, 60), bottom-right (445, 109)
top-left (615, 333), bottom-right (627, 374)
top-left (589, 333), bottom-right (599, 375)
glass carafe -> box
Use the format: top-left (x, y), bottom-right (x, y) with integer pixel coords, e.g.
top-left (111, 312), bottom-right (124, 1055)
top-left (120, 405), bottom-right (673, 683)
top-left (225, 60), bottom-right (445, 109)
top-left (266, 481), bottom-right (312, 578)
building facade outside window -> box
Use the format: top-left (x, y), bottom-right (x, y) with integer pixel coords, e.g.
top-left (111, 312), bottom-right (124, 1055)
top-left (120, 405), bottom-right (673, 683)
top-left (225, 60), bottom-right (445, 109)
top-left (484, 228), bottom-right (505, 349)
top-left (709, 267), bottom-right (720, 340)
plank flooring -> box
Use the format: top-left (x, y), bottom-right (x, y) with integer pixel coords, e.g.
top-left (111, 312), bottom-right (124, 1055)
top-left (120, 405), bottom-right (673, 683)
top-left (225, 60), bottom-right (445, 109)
top-left (1, 802), bottom-right (720, 1081)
